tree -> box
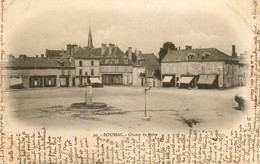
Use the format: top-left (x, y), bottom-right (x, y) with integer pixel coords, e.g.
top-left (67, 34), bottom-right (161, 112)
top-left (153, 70), bottom-right (161, 80)
top-left (158, 42), bottom-right (177, 63)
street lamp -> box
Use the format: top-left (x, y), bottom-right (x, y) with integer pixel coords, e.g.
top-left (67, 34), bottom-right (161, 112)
top-left (142, 84), bottom-right (151, 121)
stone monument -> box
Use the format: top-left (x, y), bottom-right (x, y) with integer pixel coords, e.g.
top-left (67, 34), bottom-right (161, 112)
top-left (85, 84), bottom-right (93, 105)
top-left (71, 82), bottom-right (107, 112)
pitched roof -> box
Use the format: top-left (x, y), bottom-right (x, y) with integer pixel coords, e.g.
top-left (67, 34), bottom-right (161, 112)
top-left (134, 53), bottom-right (160, 70)
top-left (90, 48), bottom-right (103, 56)
top-left (162, 48), bottom-right (236, 63)
top-left (4, 56), bottom-right (74, 68)
top-left (46, 49), bottom-right (66, 59)
top-left (60, 47), bottom-right (101, 60)
top-left (100, 46), bottom-right (134, 65)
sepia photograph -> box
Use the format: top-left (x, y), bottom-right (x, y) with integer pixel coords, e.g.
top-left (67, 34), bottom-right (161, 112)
top-left (2, 0), bottom-right (251, 132)
top-left (1, 0), bottom-right (259, 163)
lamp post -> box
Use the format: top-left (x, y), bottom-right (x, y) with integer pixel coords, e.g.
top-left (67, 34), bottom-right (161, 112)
top-left (142, 83), bottom-right (151, 121)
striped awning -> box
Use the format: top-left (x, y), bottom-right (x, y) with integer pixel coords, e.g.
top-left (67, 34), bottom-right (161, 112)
top-left (177, 77), bottom-right (194, 84)
top-left (197, 75), bottom-right (216, 85)
top-left (90, 78), bottom-right (102, 83)
top-left (197, 75), bottom-right (207, 84)
top-left (162, 76), bottom-right (173, 83)
top-left (9, 77), bottom-right (23, 86)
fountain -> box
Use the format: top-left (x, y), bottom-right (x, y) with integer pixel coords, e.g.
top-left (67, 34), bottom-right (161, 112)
top-left (71, 83), bottom-right (107, 112)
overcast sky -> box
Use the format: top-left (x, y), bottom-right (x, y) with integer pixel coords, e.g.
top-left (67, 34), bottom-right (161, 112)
top-left (5, 0), bottom-right (254, 57)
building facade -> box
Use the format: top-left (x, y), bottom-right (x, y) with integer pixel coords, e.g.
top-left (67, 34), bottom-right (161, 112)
top-left (133, 51), bottom-right (161, 87)
top-left (99, 44), bottom-right (133, 85)
top-left (3, 54), bottom-right (75, 89)
top-left (161, 47), bottom-right (239, 89)
top-left (59, 44), bottom-right (102, 87)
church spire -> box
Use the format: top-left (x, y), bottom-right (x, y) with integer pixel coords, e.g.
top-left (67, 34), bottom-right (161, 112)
top-left (88, 26), bottom-right (94, 49)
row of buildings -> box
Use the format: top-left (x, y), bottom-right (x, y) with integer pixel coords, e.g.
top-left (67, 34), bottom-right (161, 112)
top-left (161, 45), bottom-right (248, 89)
top-left (2, 27), bottom-right (161, 89)
top-left (2, 27), bottom-right (248, 89)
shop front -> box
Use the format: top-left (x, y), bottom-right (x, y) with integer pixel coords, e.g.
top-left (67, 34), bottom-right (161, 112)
top-left (102, 74), bottom-right (123, 85)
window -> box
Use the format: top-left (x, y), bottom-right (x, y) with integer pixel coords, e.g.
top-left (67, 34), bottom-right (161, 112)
top-left (187, 53), bottom-right (195, 60)
top-left (115, 59), bottom-right (119, 64)
top-left (29, 76), bottom-right (42, 88)
top-left (79, 69), bottom-right (82, 75)
top-left (124, 58), bottom-right (128, 64)
top-left (202, 52), bottom-right (210, 60)
top-left (91, 69), bottom-right (94, 76)
top-left (91, 60), bottom-right (94, 66)
top-left (79, 60), bottom-right (82, 67)
top-left (44, 76), bottom-right (56, 87)
top-left (85, 72), bottom-right (88, 76)
top-left (60, 61), bottom-right (64, 67)
top-left (105, 58), bottom-right (110, 64)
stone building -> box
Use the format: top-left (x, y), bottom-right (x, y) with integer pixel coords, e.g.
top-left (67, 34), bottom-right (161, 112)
top-left (238, 51), bottom-right (248, 86)
top-left (99, 44), bottom-right (134, 85)
top-left (161, 46), bottom-right (239, 89)
top-left (2, 54), bottom-right (75, 89)
top-left (60, 45), bottom-right (101, 87)
top-left (132, 51), bottom-right (161, 87)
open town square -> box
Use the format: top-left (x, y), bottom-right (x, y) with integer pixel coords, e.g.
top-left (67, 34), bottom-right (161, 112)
top-left (6, 86), bottom-right (247, 132)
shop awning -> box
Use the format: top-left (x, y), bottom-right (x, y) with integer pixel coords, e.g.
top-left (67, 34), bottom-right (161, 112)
top-left (197, 75), bottom-right (216, 85)
top-left (177, 77), bottom-right (194, 84)
top-left (9, 77), bottom-right (23, 86)
top-left (197, 75), bottom-right (207, 84)
top-left (90, 78), bottom-right (102, 83)
top-left (205, 75), bottom-right (216, 84)
top-left (162, 76), bottom-right (173, 83)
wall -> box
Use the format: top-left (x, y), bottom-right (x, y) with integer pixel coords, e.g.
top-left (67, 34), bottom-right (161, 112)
top-left (3, 68), bottom-right (75, 89)
top-left (100, 65), bottom-right (133, 85)
top-left (100, 65), bottom-right (133, 73)
top-left (223, 63), bottom-right (239, 88)
top-left (133, 67), bottom-right (145, 86)
top-left (75, 59), bottom-right (100, 77)
top-left (161, 61), bottom-right (224, 87)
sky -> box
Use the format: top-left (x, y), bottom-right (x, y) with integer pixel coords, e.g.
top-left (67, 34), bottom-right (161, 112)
top-left (4, 0), bottom-right (254, 57)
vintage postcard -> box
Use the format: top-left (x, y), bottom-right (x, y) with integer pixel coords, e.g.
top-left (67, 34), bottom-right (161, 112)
top-left (0, 0), bottom-right (259, 163)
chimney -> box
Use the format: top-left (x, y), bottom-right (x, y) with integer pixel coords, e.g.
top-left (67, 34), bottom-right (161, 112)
top-left (109, 43), bottom-right (114, 55)
top-left (128, 47), bottom-right (132, 61)
top-left (67, 44), bottom-right (77, 57)
top-left (70, 46), bottom-right (74, 57)
top-left (67, 44), bottom-right (71, 52)
top-left (67, 44), bottom-right (77, 55)
top-left (185, 45), bottom-right (192, 50)
top-left (232, 45), bottom-right (237, 58)
top-left (41, 54), bottom-right (44, 58)
top-left (101, 44), bottom-right (107, 55)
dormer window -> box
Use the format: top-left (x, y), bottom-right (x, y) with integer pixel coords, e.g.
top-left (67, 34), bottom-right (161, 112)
top-left (115, 59), bottom-right (119, 64)
top-left (201, 52), bottom-right (210, 60)
top-left (124, 58), bottom-right (128, 64)
top-left (105, 58), bottom-right (110, 64)
top-left (59, 61), bottom-right (64, 67)
top-left (187, 53), bottom-right (195, 60)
